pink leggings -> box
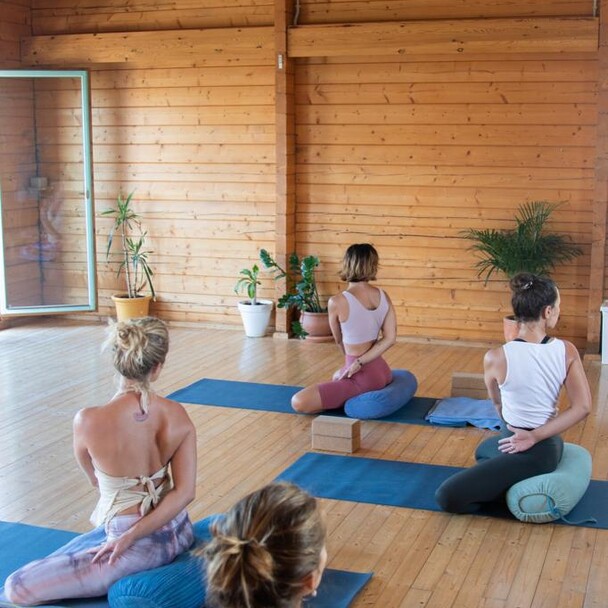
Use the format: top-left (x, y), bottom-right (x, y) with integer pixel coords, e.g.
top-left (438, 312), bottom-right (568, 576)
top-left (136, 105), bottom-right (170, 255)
top-left (4, 509), bottom-right (193, 606)
top-left (318, 355), bottom-right (392, 410)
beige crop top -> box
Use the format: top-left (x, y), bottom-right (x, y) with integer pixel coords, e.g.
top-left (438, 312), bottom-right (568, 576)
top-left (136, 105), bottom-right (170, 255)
top-left (90, 464), bottom-right (171, 526)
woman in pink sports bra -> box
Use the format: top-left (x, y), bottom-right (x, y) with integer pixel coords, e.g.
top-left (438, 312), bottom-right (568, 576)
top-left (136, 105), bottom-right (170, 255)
top-left (292, 243), bottom-right (397, 414)
top-left (4, 317), bottom-right (196, 606)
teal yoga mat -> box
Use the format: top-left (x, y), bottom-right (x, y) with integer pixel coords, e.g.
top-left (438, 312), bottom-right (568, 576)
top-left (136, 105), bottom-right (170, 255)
top-left (0, 520), bottom-right (371, 608)
top-left (167, 378), bottom-right (437, 425)
top-left (275, 452), bottom-right (606, 529)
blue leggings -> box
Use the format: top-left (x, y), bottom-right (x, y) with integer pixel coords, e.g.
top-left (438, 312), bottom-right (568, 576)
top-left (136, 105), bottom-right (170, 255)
top-left (435, 426), bottom-right (564, 514)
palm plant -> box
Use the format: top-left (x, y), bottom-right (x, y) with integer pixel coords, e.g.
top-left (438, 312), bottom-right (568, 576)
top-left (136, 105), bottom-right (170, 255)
top-left (102, 191), bottom-right (155, 299)
top-left (461, 201), bottom-right (582, 284)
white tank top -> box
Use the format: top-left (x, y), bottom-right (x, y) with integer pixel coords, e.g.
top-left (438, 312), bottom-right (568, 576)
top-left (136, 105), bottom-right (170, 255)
top-left (499, 338), bottom-right (567, 429)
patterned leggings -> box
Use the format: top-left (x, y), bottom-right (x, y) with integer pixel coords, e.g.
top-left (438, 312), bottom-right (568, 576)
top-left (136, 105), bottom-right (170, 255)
top-left (4, 509), bottom-right (193, 606)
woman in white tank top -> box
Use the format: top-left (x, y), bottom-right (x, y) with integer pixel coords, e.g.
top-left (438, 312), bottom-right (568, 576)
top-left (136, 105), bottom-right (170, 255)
top-left (436, 273), bottom-right (592, 514)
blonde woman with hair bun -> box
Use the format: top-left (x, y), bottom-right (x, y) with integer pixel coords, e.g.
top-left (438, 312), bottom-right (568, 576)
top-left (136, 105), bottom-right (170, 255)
top-left (4, 317), bottom-right (197, 606)
top-left (204, 482), bottom-right (327, 608)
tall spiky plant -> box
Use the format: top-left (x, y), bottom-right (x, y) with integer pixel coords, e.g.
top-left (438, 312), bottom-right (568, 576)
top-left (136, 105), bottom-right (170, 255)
top-left (461, 201), bottom-right (582, 284)
top-left (102, 191), bottom-right (155, 299)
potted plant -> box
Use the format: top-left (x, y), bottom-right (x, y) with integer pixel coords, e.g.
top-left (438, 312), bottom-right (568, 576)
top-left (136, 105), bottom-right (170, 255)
top-left (461, 200), bottom-right (583, 339)
top-left (234, 263), bottom-right (273, 337)
top-left (259, 249), bottom-right (331, 341)
top-left (102, 191), bottom-right (156, 321)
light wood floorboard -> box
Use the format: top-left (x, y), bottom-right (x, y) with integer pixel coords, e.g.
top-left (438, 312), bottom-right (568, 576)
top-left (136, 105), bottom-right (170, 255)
top-left (1, 318), bottom-right (608, 607)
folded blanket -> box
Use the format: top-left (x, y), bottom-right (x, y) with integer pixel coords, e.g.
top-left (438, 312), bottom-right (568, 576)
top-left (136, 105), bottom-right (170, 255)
top-left (425, 397), bottom-right (502, 430)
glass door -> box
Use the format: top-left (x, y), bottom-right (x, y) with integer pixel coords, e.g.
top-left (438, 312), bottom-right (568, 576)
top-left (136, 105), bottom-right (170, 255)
top-left (0, 69), bottom-right (96, 315)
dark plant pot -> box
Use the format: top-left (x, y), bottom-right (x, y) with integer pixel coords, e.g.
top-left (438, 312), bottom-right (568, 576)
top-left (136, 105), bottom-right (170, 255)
top-left (301, 311), bottom-right (333, 342)
top-left (503, 315), bottom-right (519, 342)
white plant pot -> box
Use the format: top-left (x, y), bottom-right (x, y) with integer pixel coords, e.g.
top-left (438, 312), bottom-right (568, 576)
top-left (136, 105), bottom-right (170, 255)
top-left (237, 299), bottom-right (273, 337)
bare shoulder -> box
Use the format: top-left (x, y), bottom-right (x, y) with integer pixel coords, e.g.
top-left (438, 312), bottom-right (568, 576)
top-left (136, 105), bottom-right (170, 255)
top-left (328, 293), bottom-right (346, 312)
top-left (562, 339), bottom-right (582, 366)
top-left (157, 396), bottom-right (195, 428)
top-left (73, 404), bottom-right (102, 428)
top-left (484, 346), bottom-right (504, 368)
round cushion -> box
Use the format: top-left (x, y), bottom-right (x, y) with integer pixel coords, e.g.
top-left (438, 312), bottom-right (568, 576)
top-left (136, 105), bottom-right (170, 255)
top-left (107, 515), bottom-right (220, 608)
top-left (344, 369), bottom-right (418, 419)
top-left (506, 443), bottom-right (592, 524)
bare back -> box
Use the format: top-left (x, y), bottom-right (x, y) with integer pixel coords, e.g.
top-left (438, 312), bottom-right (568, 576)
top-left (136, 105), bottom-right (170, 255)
top-left (74, 393), bottom-right (194, 481)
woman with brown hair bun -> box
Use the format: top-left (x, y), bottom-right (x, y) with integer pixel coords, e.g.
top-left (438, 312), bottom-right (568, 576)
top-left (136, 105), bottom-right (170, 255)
top-left (435, 273), bottom-right (591, 514)
top-left (204, 482), bottom-right (327, 608)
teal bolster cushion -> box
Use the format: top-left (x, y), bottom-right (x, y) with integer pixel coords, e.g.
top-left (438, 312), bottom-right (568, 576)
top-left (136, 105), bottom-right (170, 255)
top-left (506, 443), bottom-right (592, 524)
top-left (107, 515), bottom-right (221, 608)
top-left (344, 369), bottom-right (418, 419)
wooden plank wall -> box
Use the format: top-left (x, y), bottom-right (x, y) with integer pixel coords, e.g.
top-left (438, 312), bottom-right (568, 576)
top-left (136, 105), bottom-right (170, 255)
top-left (85, 58), bottom-right (277, 324)
top-left (295, 53), bottom-right (597, 345)
top-left (0, 2), bottom-right (43, 315)
top-left (23, 0), bottom-right (601, 347)
top-left (29, 4), bottom-right (277, 324)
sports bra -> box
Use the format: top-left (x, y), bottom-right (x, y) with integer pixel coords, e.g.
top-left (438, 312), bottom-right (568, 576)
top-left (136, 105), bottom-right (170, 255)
top-left (340, 289), bottom-right (389, 345)
top-left (90, 463), bottom-right (171, 526)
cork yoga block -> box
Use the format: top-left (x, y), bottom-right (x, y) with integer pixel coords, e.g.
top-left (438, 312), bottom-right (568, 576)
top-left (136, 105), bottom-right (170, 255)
top-left (451, 372), bottom-right (487, 400)
top-left (312, 416), bottom-right (361, 453)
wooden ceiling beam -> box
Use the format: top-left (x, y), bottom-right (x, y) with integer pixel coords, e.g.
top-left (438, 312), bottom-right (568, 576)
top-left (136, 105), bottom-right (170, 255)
top-left (288, 17), bottom-right (599, 58)
top-left (21, 26), bottom-right (274, 67)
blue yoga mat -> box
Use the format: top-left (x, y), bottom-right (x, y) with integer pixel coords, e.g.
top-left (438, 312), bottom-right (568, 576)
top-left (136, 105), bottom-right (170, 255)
top-left (276, 452), bottom-right (608, 529)
top-left (0, 521), bottom-right (371, 608)
top-left (167, 378), bottom-right (437, 425)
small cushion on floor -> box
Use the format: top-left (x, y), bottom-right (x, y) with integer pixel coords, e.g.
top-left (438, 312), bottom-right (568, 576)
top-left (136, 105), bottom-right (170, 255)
top-left (107, 515), bottom-right (221, 608)
top-left (506, 443), bottom-right (592, 524)
top-left (344, 369), bottom-right (418, 419)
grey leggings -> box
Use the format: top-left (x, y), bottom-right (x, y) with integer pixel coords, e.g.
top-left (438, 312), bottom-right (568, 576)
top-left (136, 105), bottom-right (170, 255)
top-left (435, 426), bottom-right (564, 514)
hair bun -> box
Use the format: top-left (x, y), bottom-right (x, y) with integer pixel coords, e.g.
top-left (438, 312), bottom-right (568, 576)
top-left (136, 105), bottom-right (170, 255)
top-left (509, 272), bottom-right (536, 294)
top-left (211, 532), bottom-right (274, 590)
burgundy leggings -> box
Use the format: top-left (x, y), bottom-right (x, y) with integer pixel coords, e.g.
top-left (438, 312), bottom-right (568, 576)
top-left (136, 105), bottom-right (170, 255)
top-left (318, 355), bottom-right (392, 410)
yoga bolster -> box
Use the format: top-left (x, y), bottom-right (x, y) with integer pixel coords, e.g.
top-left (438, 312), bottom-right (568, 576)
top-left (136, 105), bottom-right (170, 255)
top-left (344, 369), bottom-right (418, 419)
top-left (506, 443), bottom-right (592, 524)
top-left (107, 515), bottom-right (221, 608)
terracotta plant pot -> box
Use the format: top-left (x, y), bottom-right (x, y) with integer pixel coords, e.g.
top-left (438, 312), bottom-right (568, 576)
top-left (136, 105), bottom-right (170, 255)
top-left (503, 315), bottom-right (519, 342)
top-left (112, 294), bottom-right (152, 322)
top-left (300, 311), bottom-right (333, 342)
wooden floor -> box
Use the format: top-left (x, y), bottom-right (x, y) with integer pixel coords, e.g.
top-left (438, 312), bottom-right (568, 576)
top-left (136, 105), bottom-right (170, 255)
top-left (1, 318), bottom-right (608, 607)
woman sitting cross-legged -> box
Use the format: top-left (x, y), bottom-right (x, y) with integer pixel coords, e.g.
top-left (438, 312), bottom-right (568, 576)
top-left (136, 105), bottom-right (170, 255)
top-left (4, 317), bottom-right (196, 606)
top-left (435, 272), bottom-right (592, 514)
top-left (204, 481), bottom-right (327, 608)
top-left (291, 243), bottom-right (397, 414)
